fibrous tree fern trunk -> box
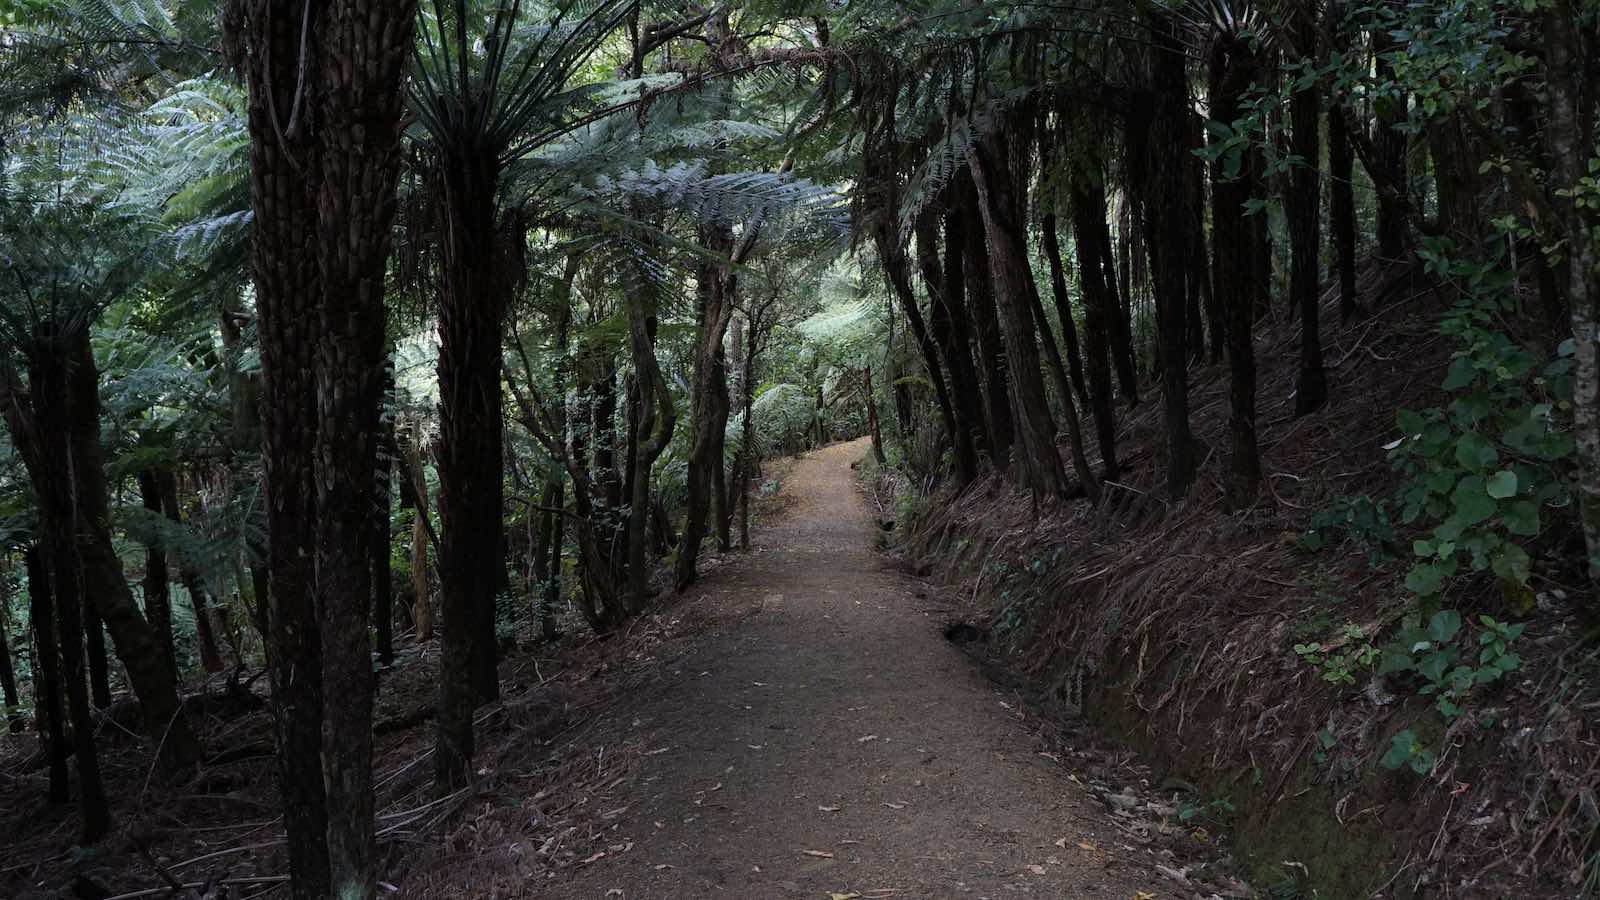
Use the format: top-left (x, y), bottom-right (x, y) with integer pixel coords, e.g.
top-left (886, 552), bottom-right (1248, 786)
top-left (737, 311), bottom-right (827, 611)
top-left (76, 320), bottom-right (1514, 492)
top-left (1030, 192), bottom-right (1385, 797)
top-left (27, 339), bottom-right (110, 843)
top-left (63, 329), bottom-right (199, 761)
top-left (1130, 8), bottom-right (1199, 496)
top-left (914, 210), bottom-right (983, 483)
top-left (435, 159), bottom-right (511, 787)
top-left (242, 0), bottom-right (416, 895)
top-left (1209, 28), bottom-right (1266, 508)
top-left (967, 128), bottom-right (1068, 504)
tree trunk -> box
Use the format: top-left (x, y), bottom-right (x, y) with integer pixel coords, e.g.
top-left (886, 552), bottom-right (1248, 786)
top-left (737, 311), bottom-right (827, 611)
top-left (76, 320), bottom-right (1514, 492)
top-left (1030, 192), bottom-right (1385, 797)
top-left (1371, 4), bottom-right (1411, 261)
top-left (623, 291), bottom-right (676, 609)
top-left (876, 222), bottom-right (968, 485)
top-left (955, 173), bottom-right (1016, 469)
top-left (1068, 174), bottom-right (1120, 478)
top-left (63, 330), bottom-right (199, 761)
top-left (1290, 15), bottom-right (1328, 416)
top-left (136, 470), bottom-right (176, 674)
top-left (1040, 212), bottom-right (1091, 410)
top-left (915, 211), bottom-right (983, 480)
top-left (157, 474), bottom-right (224, 674)
top-left (309, 7), bottom-right (414, 894)
top-left (1209, 30), bottom-right (1267, 508)
top-left (1329, 102), bottom-right (1361, 321)
top-left (676, 244), bottom-right (739, 592)
top-left (373, 368), bottom-right (395, 667)
top-left (26, 545), bottom-right (69, 803)
top-left (0, 559), bottom-right (20, 733)
top-left (967, 129), bottom-right (1069, 503)
top-left (1131, 9), bottom-right (1199, 496)
top-left (31, 347), bottom-right (111, 842)
top-left (1543, 7), bottom-right (1600, 597)
top-left (243, 0), bottom-right (416, 893)
top-left (245, 2), bottom-right (330, 888)
top-left (1095, 196), bottom-right (1139, 407)
top-left (865, 364), bottom-right (888, 466)
top-left (435, 158), bottom-right (509, 788)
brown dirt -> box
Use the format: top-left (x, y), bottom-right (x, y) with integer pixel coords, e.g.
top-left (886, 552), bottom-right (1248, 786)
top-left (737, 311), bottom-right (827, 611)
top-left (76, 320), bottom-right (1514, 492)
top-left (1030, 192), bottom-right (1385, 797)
top-left (546, 438), bottom-right (1169, 899)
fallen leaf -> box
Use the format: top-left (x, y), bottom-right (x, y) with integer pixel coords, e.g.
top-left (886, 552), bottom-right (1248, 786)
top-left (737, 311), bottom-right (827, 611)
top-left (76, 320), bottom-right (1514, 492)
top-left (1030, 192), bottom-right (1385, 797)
top-left (883, 802), bottom-right (905, 810)
top-left (1077, 841), bottom-right (1099, 852)
top-left (580, 851), bottom-right (606, 865)
top-left (829, 893), bottom-right (862, 900)
top-left (1134, 892), bottom-right (1157, 900)
top-left (818, 805), bottom-right (841, 812)
top-left (856, 734), bottom-right (878, 743)
top-left (1054, 837), bottom-right (1068, 848)
top-left (801, 849), bottom-right (835, 859)
top-left (1027, 864), bottom-right (1047, 875)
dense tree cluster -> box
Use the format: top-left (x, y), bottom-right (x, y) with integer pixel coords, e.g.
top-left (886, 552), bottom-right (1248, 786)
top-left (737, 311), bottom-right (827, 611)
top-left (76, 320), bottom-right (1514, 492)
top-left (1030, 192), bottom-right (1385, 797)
top-left (0, 0), bottom-right (1595, 896)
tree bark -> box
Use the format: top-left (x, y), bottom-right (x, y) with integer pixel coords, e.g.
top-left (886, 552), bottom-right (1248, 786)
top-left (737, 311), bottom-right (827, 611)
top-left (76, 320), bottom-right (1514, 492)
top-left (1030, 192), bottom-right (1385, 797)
top-left (1371, 5), bottom-right (1411, 261)
top-left (967, 129), bottom-right (1069, 503)
top-left (955, 173), bottom-right (1015, 469)
top-left (136, 470), bottom-right (176, 674)
top-left (26, 545), bottom-right (69, 803)
top-left (677, 238), bottom-right (740, 592)
top-left (1131, 9), bottom-right (1200, 496)
top-left (1290, 14), bottom-right (1328, 416)
top-left (373, 364), bottom-right (395, 667)
top-left (435, 159), bottom-right (509, 788)
top-left (1068, 174), bottom-right (1121, 478)
top-left (0, 559), bottom-right (20, 733)
top-left (64, 330), bottom-right (199, 760)
top-left (1329, 102), bottom-right (1361, 321)
top-left (157, 474), bottom-right (224, 674)
top-left (1209, 30), bottom-right (1267, 508)
top-left (31, 346), bottom-right (111, 842)
top-left (243, 0), bottom-right (416, 893)
top-left (915, 210), bottom-right (983, 481)
top-left (1040, 212), bottom-right (1090, 410)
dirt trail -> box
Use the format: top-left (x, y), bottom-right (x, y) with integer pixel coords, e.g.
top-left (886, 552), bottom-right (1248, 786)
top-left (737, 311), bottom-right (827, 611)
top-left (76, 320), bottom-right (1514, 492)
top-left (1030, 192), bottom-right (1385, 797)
top-left (551, 439), bottom-right (1164, 898)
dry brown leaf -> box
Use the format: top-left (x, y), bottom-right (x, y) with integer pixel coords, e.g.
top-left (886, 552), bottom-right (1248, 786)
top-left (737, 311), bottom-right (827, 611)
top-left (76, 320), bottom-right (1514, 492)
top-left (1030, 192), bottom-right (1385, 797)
top-left (829, 893), bottom-right (862, 900)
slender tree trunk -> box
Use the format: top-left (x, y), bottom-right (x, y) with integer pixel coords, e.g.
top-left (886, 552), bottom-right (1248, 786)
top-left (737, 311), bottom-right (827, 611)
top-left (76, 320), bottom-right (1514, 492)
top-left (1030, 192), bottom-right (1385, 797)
top-left (64, 330), bottom-right (198, 759)
top-left (373, 367), bottom-right (395, 667)
top-left (1329, 102), bottom-right (1361, 321)
top-left (967, 129), bottom-right (1069, 503)
top-left (309, 8), bottom-right (414, 894)
top-left (82, 600), bottom-right (110, 710)
top-left (1543, 7), bottom-right (1600, 596)
top-left (955, 173), bottom-right (1015, 469)
top-left (865, 364), bottom-right (888, 466)
top-left (1040, 212), bottom-right (1090, 409)
top-left (623, 292), bottom-right (676, 609)
top-left (157, 474), bottom-right (224, 674)
top-left (1096, 198), bottom-right (1139, 407)
top-left (31, 348), bottom-right (110, 842)
top-left (1068, 175), bottom-right (1120, 477)
top-left (0, 561), bottom-right (20, 733)
top-left (876, 222), bottom-right (968, 485)
top-left (677, 247), bottom-right (738, 593)
top-left (26, 546), bottom-right (69, 803)
top-left (1132, 9), bottom-right (1200, 495)
top-left (1371, 8), bottom-right (1410, 261)
top-left (915, 211), bottom-right (983, 479)
top-left (1209, 32), bottom-right (1267, 507)
top-left (136, 470), bottom-right (176, 673)
top-left (1290, 15), bottom-right (1329, 416)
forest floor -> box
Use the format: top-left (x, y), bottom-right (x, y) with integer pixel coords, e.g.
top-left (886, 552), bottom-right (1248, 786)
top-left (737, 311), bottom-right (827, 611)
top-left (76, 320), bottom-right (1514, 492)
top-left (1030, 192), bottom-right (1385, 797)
top-left (2, 438), bottom-right (1246, 900)
top-left (539, 438), bottom-right (1204, 899)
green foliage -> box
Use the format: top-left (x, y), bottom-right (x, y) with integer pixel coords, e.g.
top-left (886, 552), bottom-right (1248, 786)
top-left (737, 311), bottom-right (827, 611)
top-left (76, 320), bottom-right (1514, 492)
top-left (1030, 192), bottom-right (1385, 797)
top-left (1298, 496), bottom-right (1398, 563)
top-left (1379, 611), bottom-right (1523, 722)
top-left (1294, 624), bottom-right (1378, 686)
top-left (1390, 242), bottom-right (1574, 600)
top-left (1379, 729), bottom-right (1436, 775)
